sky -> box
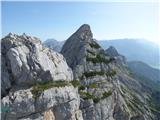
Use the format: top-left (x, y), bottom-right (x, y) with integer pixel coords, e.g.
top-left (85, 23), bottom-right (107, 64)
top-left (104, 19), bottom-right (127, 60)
top-left (2, 1), bottom-right (159, 45)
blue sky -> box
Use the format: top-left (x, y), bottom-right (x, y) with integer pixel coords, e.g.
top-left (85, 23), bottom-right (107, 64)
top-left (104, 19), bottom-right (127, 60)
top-left (2, 1), bottom-right (159, 45)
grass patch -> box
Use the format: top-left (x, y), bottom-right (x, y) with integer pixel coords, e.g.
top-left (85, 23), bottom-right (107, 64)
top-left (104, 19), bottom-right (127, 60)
top-left (89, 83), bottom-right (98, 89)
top-left (79, 85), bottom-right (85, 91)
top-left (31, 81), bottom-right (70, 99)
top-left (80, 91), bottom-right (94, 100)
top-left (83, 71), bottom-right (105, 78)
top-left (80, 91), bottom-right (100, 103)
top-left (70, 80), bottom-right (80, 87)
top-left (86, 54), bottom-right (113, 64)
top-left (80, 90), bottom-right (113, 104)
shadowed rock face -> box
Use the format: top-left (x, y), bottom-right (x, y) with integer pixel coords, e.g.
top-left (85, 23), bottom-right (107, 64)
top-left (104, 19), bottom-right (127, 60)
top-left (61, 24), bottom-right (158, 120)
top-left (61, 24), bottom-right (94, 69)
top-left (1, 33), bottom-right (82, 120)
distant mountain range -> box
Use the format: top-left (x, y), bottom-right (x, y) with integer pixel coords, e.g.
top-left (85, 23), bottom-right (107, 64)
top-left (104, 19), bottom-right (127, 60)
top-left (43, 38), bottom-right (160, 69)
top-left (98, 39), bottom-right (160, 69)
top-left (43, 39), bottom-right (65, 52)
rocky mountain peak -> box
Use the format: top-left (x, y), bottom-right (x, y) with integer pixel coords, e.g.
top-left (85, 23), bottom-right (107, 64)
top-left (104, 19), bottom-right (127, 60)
top-left (105, 46), bottom-right (119, 57)
top-left (1, 33), bottom-right (83, 120)
top-left (75, 24), bottom-right (92, 38)
top-left (69, 24), bottom-right (93, 42)
top-left (61, 24), bottom-right (98, 69)
top-left (1, 33), bottom-right (73, 95)
top-left (77, 24), bottom-right (92, 41)
top-left (61, 24), bottom-right (157, 120)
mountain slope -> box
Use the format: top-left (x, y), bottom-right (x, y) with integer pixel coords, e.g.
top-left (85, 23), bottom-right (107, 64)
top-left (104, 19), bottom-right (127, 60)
top-left (127, 61), bottom-right (160, 118)
top-left (128, 61), bottom-right (160, 82)
top-left (61, 24), bottom-right (159, 120)
top-left (98, 39), bottom-right (160, 69)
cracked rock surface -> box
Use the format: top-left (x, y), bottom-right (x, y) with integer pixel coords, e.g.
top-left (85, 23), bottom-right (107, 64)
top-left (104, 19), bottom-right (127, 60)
top-left (1, 33), bottom-right (82, 120)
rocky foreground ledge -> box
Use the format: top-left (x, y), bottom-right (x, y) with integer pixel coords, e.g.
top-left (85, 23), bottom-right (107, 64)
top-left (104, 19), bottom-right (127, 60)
top-left (1, 33), bottom-right (83, 120)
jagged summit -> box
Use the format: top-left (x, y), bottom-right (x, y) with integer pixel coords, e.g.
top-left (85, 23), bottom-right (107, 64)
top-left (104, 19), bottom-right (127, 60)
top-left (61, 24), bottom-right (157, 120)
top-left (61, 24), bottom-right (100, 69)
top-left (75, 24), bottom-right (93, 40)
top-left (4, 33), bottom-right (40, 43)
top-left (75, 24), bottom-right (92, 36)
top-left (65, 24), bottom-right (93, 43)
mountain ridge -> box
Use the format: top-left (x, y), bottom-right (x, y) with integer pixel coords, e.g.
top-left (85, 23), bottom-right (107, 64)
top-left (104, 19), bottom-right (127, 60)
top-left (61, 24), bottom-right (159, 120)
top-left (1, 25), bottom-right (160, 120)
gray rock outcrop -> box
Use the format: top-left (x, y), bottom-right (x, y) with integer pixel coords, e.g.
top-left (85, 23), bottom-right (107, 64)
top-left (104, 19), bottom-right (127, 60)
top-left (1, 33), bottom-right (82, 120)
top-left (1, 33), bottom-right (73, 95)
top-left (61, 24), bottom-right (157, 120)
top-left (105, 46), bottom-right (119, 57)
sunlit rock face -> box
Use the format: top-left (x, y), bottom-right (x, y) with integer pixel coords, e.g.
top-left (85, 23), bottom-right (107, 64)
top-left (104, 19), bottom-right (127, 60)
top-left (1, 33), bottom-right (73, 88)
top-left (1, 33), bottom-right (82, 120)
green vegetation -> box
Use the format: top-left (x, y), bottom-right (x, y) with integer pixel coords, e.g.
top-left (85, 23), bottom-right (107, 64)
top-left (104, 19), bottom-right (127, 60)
top-left (87, 50), bottom-right (96, 56)
top-left (31, 80), bottom-right (82, 99)
top-left (80, 90), bottom-right (112, 104)
top-left (82, 70), bottom-right (116, 78)
top-left (31, 81), bottom-right (70, 99)
top-left (89, 83), bottom-right (98, 89)
top-left (106, 70), bottom-right (117, 77)
top-left (86, 54), bottom-right (113, 64)
top-left (89, 42), bottom-right (101, 49)
top-left (93, 97), bottom-right (101, 103)
top-left (70, 80), bottom-right (80, 87)
top-left (80, 91), bottom-right (94, 100)
top-left (78, 85), bottom-right (85, 91)
top-left (83, 71), bottom-right (105, 78)
top-left (80, 91), bottom-right (100, 103)
top-left (101, 91), bottom-right (112, 99)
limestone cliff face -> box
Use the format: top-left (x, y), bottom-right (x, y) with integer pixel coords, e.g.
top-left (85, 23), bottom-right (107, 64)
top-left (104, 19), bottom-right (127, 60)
top-left (61, 24), bottom-right (157, 120)
top-left (1, 33), bottom-right (82, 120)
